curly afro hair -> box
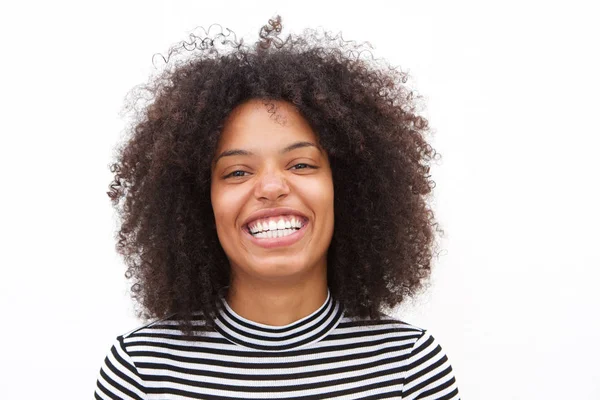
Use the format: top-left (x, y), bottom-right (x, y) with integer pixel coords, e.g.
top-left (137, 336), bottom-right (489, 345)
top-left (108, 16), bottom-right (441, 333)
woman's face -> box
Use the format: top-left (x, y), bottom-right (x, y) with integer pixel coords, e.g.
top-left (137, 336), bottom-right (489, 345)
top-left (210, 99), bottom-right (334, 285)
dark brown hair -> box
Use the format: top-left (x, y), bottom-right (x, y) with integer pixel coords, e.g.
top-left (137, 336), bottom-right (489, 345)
top-left (108, 16), bottom-right (441, 333)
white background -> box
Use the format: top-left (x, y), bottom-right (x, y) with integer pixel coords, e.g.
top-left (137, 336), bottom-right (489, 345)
top-left (1, 1), bottom-right (599, 398)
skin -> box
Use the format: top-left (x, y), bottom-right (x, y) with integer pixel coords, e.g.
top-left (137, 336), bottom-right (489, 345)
top-left (210, 99), bottom-right (335, 326)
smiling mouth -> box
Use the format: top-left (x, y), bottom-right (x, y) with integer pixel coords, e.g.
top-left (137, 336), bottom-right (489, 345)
top-left (243, 216), bottom-right (308, 239)
top-left (242, 217), bottom-right (309, 249)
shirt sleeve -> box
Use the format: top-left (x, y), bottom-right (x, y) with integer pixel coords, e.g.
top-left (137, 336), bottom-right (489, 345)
top-left (94, 336), bottom-right (147, 400)
top-left (400, 330), bottom-right (460, 400)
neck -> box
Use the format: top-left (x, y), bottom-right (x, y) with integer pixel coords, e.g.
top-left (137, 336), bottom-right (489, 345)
top-left (225, 275), bottom-right (328, 327)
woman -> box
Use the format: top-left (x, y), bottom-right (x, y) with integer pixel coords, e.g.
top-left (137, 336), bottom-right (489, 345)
top-left (95, 16), bottom-right (460, 399)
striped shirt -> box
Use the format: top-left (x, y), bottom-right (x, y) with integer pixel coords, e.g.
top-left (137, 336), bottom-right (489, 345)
top-left (95, 290), bottom-right (460, 399)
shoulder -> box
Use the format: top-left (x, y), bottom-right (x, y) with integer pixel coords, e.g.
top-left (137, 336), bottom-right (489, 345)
top-left (342, 314), bottom-right (461, 399)
top-left (94, 317), bottom-right (190, 399)
top-left (337, 314), bottom-right (454, 365)
top-left (343, 316), bottom-right (463, 399)
top-left (334, 314), bottom-right (459, 383)
top-left (334, 313), bottom-right (428, 347)
top-left (117, 313), bottom-right (218, 347)
top-left (120, 314), bottom-right (189, 340)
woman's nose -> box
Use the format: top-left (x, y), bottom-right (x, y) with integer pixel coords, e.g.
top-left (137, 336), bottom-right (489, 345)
top-left (253, 169), bottom-right (290, 201)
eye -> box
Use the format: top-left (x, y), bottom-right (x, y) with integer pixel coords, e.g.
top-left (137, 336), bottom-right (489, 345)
top-left (290, 163), bottom-right (316, 170)
top-left (224, 170), bottom-right (249, 179)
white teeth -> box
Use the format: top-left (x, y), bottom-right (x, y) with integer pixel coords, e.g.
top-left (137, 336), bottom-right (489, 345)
top-left (247, 215), bottom-right (306, 236)
top-left (252, 228), bottom-right (298, 239)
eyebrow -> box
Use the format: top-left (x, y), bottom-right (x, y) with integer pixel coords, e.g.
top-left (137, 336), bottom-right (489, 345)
top-left (212, 141), bottom-right (320, 166)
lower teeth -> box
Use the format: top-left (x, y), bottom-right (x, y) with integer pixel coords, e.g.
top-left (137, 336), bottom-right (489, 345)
top-left (252, 228), bottom-right (299, 239)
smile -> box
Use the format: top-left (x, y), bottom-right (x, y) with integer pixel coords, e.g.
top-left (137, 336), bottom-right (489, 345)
top-left (246, 215), bottom-right (306, 237)
top-left (243, 217), bottom-right (308, 249)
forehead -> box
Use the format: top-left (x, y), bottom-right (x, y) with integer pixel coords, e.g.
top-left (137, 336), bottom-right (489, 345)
top-left (217, 100), bottom-right (318, 149)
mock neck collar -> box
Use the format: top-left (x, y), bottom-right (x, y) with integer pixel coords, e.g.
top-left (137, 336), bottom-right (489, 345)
top-left (213, 288), bottom-right (344, 351)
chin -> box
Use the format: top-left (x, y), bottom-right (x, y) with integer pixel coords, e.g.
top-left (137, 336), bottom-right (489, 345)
top-left (247, 257), bottom-right (314, 279)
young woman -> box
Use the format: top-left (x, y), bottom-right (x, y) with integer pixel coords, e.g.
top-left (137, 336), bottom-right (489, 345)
top-left (95, 16), bottom-right (460, 399)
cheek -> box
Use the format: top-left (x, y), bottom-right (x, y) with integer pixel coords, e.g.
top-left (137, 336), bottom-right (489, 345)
top-left (305, 177), bottom-right (334, 215)
top-left (211, 185), bottom-right (248, 232)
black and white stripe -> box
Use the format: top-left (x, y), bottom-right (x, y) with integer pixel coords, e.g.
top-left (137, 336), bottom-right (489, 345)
top-left (95, 290), bottom-right (460, 399)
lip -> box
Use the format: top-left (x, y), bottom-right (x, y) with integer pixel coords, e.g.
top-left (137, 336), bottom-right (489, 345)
top-left (242, 207), bottom-right (308, 228)
top-left (243, 220), bottom-right (308, 249)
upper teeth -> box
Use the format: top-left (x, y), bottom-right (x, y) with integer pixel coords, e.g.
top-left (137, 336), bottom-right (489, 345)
top-left (248, 216), bottom-right (303, 234)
